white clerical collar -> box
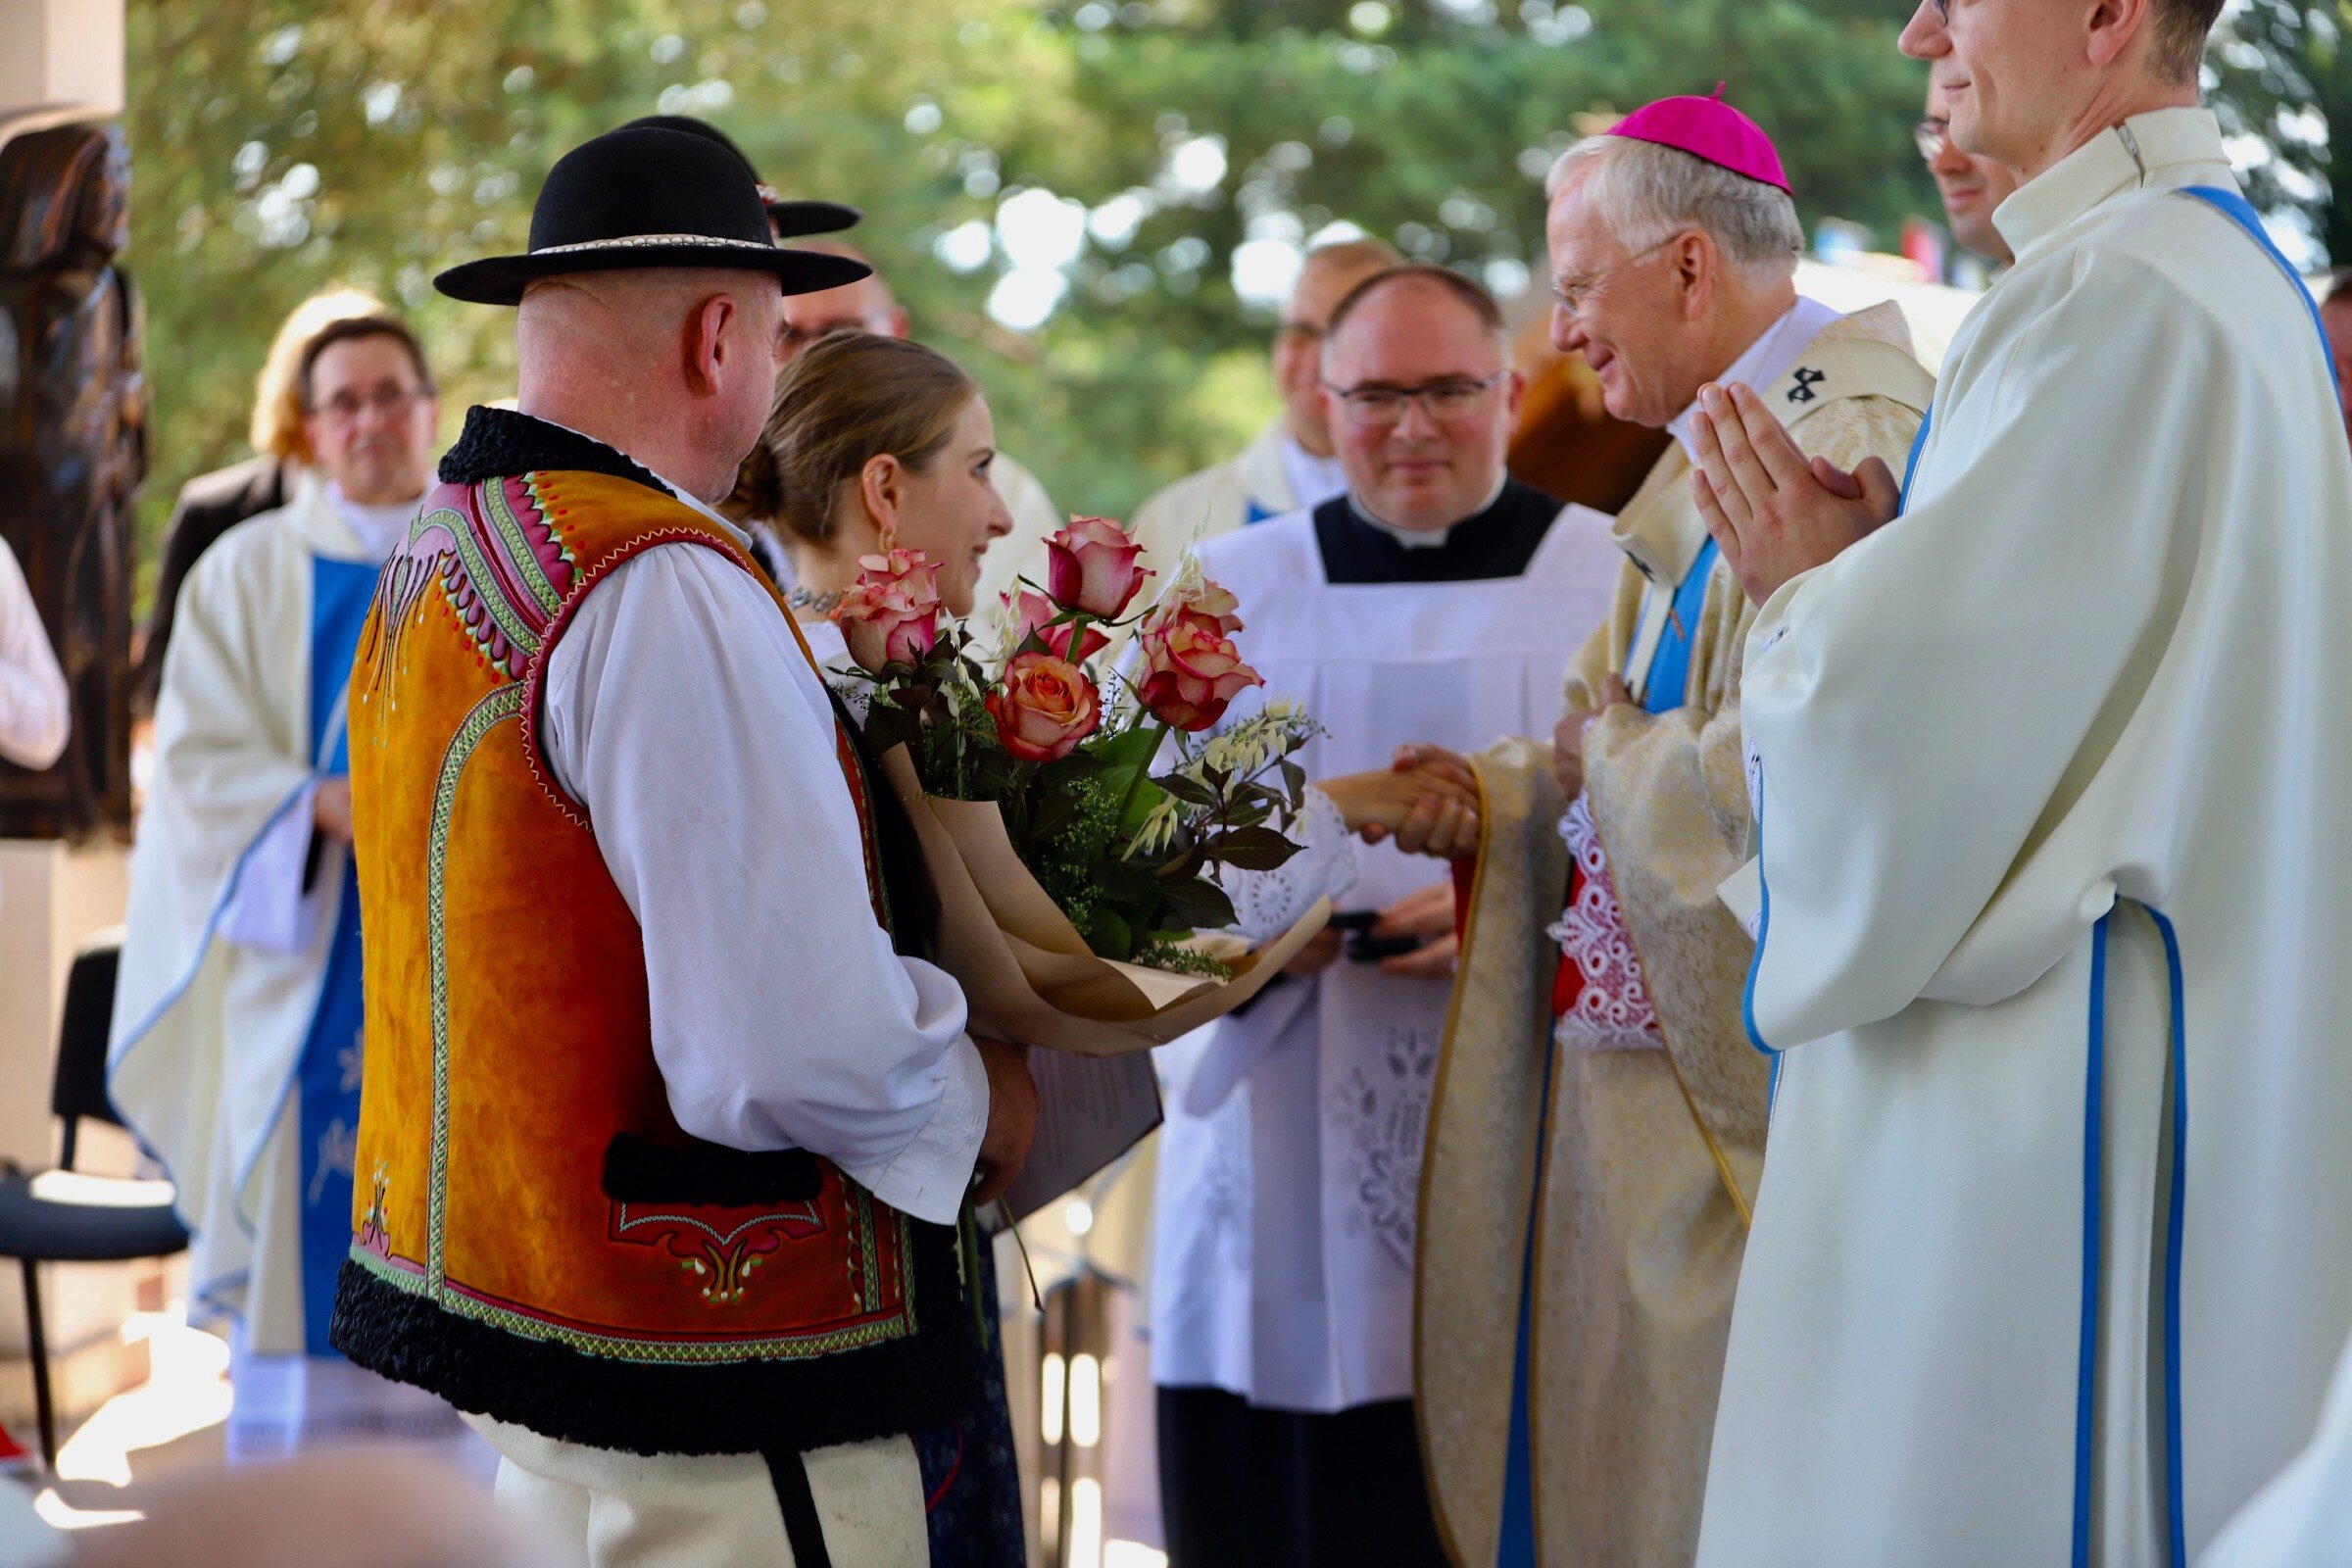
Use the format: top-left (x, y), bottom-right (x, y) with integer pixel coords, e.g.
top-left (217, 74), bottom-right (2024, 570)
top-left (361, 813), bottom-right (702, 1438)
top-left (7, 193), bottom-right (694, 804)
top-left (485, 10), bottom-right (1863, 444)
top-left (1278, 434), bottom-right (1350, 514)
top-left (326, 480), bottom-right (423, 564)
top-left (1668, 296), bottom-right (1846, 462)
top-left (1992, 107), bottom-right (2228, 266)
top-left (1347, 472), bottom-right (1509, 550)
top-left (526, 414), bottom-right (751, 548)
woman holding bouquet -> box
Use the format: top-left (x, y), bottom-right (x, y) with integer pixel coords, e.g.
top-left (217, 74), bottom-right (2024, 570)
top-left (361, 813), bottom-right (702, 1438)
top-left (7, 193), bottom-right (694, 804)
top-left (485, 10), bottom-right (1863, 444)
top-left (752, 330), bottom-right (1026, 1568)
top-left (748, 330), bottom-right (1013, 666)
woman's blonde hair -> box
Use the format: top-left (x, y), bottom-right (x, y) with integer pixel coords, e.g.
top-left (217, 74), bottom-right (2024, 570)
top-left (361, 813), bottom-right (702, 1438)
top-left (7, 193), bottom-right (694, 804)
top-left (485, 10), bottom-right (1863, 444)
top-left (249, 286), bottom-right (392, 464)
top-left (755, 332), bottom-right (979, 546)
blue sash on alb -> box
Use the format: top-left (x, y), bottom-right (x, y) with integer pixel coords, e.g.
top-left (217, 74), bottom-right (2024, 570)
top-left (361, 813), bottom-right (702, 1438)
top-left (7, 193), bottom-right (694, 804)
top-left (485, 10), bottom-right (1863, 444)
top-left (294, 556), bottom-right (380, 1355)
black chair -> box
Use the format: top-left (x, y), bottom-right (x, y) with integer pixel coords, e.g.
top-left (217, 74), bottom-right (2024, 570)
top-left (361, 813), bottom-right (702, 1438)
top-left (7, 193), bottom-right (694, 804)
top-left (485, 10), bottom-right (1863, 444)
top-left (0, 933), bottom-right (189, 1471)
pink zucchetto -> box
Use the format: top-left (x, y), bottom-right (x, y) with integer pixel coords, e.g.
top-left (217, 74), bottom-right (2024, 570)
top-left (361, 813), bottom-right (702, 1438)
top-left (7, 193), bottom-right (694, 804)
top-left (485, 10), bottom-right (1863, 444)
top-left (1605, 83), bottom-right (1791, 194)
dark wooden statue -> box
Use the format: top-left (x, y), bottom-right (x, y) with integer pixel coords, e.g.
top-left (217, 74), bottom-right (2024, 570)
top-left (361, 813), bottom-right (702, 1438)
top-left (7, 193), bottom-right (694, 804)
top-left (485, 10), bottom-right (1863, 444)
top-left (0, 120), bottom-right (145, 841)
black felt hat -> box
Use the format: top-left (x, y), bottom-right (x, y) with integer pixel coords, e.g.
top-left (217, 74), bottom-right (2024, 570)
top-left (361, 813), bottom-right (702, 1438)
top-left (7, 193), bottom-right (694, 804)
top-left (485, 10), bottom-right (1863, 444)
top-left (433, 125), bottom-right (870, 307)
top-left (618, 115), bottom-right (863, 239)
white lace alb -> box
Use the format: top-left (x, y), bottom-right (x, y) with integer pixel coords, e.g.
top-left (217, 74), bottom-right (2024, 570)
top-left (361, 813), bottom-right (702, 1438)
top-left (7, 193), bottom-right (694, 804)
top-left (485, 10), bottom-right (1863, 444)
top-left (1544, 794), bottom-right (1664, 1053)
top-left (1225, 786), bottom-right (1360, 942)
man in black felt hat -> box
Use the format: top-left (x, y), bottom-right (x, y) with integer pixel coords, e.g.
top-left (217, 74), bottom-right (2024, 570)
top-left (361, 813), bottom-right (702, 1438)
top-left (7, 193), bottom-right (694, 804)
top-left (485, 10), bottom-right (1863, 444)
top-left (328, 122), bottom-right (1038, 1568)
top-left (618, 114), bottom-right (865, 246)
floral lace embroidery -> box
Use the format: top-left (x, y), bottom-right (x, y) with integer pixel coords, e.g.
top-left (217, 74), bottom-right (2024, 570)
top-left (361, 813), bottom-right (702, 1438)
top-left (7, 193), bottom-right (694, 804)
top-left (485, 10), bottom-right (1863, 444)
top-left (1545, 794), bottom-right (1665, 1053)
top-left (1199, 1090), bottom-right (1253, 1273)
top-left (1325, 1019), bottom-right (1441, 1273)
top-left (1226, 786), bottom-right (1359, 942)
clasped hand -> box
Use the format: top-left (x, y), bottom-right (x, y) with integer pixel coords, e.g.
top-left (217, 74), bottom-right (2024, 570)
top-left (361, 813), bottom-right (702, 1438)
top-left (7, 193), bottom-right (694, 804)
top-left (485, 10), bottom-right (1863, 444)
top-left (1688, 381), bottom-right (1900, 606)
top-left (1318, 753), bottom-right (1482, 859)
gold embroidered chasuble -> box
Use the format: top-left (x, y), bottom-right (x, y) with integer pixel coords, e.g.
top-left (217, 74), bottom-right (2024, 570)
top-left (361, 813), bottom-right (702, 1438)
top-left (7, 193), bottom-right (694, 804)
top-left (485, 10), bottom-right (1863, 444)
top-left (1417, 303), bottom-right (1931, 1568)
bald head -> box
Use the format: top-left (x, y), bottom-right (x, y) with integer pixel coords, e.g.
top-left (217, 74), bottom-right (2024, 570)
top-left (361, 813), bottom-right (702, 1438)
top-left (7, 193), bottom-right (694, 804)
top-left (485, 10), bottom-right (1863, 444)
top-left (1276, 238), bottom-right (1402, 454)
top-left (515, 267), bottom-right (785, 503)
top-left (778, 238), bottom-right (908, 361)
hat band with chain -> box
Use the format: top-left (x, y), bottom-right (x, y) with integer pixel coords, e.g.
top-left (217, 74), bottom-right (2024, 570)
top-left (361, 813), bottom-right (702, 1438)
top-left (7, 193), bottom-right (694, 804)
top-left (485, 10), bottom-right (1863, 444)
top-left (529, 232), bottom-right (787, 258)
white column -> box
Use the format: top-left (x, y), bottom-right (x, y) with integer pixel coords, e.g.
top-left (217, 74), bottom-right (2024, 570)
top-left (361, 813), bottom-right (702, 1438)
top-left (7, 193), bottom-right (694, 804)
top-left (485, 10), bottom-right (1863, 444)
top-left (0, 0), bottom-right (124, 121)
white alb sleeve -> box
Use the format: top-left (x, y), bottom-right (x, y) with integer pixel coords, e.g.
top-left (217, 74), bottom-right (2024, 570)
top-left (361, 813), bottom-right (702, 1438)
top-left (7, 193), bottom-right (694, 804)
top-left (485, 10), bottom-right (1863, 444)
top-left (1223, 785), bottom-right (1358, 941)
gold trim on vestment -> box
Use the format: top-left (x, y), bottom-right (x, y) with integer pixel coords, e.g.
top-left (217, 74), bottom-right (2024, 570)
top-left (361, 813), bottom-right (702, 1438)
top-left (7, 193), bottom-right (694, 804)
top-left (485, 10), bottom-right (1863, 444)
top-left (1416, 760), bottom-right (1503, 1568)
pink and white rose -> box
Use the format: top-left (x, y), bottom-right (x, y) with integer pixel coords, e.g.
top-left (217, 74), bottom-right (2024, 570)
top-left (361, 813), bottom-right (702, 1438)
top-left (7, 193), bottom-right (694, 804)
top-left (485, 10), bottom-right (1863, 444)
top-left (836, 548), bottom-right (944, 673)
top-left (986, 651), bottom-right (1103, 762)
top-left (1044, 515), bottom-right (1152, 619)
top-left (1152, 572), bottom-right (1245, 637)
top-left (1134, 606), bottom-right (1262, 732)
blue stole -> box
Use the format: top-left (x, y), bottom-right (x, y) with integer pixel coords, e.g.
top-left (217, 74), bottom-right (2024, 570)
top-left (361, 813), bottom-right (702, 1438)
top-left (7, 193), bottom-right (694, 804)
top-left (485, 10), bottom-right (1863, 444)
top-left (1494, 540), bottom-right (1719, 1565)
top-left (294, 557), bottom-right (380, 1355)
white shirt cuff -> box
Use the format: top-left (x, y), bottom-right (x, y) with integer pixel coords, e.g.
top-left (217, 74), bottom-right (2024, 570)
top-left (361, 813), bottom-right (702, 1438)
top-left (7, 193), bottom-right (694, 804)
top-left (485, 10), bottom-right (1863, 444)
top-left (836, 1031), bottom-right (989, 1226)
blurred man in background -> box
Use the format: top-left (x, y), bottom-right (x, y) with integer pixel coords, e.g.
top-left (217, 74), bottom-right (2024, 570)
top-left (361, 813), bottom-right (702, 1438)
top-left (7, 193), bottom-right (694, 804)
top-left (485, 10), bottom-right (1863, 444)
top-left (1127, 237), bottom-right (1399, 564)
top-left (1920, 77), bottom-right (2020, 268)
top-left (133, 288), bottom-right (390, 716)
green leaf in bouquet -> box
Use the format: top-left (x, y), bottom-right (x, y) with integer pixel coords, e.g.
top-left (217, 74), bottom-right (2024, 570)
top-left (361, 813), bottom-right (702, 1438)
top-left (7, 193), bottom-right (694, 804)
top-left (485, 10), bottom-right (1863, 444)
top-left (1156, 875), bottom-right (1238, 933)
top-left (1089, 724), bottom-right (1163, 771)
top-left (1280, 759), bottom-right (1307, 800)
top-left (1030, 786), bottom-right (1086, 842)
top-left (1093, 856), bottom-right (1160, 901)
top-left (1151, 770), bottom-right (1220, 808)
top-left (862, 701), bottom-right (922, 762)
top-left (1207, 823), bottom-right (1303, 871)
top-left (1115, 776), bottom-right (1170, 837)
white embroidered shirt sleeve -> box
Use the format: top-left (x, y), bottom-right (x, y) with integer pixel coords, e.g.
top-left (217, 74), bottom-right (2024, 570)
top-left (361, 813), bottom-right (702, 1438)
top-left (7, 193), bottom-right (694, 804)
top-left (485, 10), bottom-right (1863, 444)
top-left (542, 541), bottom-right (986, 1226)
top-left (1224, 785), bottom-right (1358, 942)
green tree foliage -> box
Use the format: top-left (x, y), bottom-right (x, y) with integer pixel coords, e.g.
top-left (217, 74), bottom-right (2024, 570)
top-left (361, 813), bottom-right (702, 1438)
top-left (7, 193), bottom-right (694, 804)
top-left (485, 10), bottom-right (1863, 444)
top-left (122, 0), bottom-right (2319, 598)
top-left (2208, 0), bottom-right (2347, 264)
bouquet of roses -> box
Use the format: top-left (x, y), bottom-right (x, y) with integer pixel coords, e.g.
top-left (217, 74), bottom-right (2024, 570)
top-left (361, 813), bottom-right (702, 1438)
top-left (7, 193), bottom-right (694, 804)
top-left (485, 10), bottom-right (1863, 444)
top-left (835, 517), bottom-right (1333, 1056)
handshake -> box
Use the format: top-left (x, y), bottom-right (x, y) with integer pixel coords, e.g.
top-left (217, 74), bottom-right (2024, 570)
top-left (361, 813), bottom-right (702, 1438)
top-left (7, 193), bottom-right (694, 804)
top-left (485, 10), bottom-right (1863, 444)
top-left (1318, 746), bottom-right (1485, 860)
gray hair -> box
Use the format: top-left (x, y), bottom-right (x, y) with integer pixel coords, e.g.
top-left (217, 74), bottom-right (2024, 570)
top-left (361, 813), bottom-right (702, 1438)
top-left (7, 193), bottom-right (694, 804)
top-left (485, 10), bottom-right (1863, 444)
top-left (1545, 134), bottom-right (1803, 286)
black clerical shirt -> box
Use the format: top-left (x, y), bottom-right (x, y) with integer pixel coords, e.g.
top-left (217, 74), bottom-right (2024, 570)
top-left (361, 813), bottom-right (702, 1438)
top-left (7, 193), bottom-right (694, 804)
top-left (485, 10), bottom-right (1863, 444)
top-left (1312, 476), bottom-right (1561, 584)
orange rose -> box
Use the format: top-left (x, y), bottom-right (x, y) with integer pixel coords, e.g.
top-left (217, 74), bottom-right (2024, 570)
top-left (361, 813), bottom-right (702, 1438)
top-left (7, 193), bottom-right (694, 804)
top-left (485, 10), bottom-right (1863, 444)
top-left (986, 651), bottom-right (1102, 762)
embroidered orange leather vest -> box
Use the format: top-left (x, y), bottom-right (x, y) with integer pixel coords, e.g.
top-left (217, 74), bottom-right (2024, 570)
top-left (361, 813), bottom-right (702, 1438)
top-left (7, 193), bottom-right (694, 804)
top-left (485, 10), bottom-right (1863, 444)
top-left (331, 467), bottom-right (971, 1456)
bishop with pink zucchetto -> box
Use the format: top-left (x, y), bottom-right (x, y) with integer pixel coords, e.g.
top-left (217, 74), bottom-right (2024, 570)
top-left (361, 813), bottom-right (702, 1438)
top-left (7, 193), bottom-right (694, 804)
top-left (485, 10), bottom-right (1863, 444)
top-left (1605, 82), bottom-right (1793, 193)
top-left (1390, 86), bottom-right (1934, 1568)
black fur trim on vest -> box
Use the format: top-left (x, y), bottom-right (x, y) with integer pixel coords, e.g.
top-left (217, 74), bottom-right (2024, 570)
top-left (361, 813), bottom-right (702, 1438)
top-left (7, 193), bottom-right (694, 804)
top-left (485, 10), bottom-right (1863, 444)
top-left (439, 406), bottom-right (670, 495)
top-left (328, 1213), bottom-right (976, 1457)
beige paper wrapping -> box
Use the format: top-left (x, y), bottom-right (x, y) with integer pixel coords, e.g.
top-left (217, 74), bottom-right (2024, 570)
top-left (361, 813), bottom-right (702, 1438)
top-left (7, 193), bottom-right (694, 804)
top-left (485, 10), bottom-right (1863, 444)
top-left (880, 747), bottom-right (1329, 1056)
